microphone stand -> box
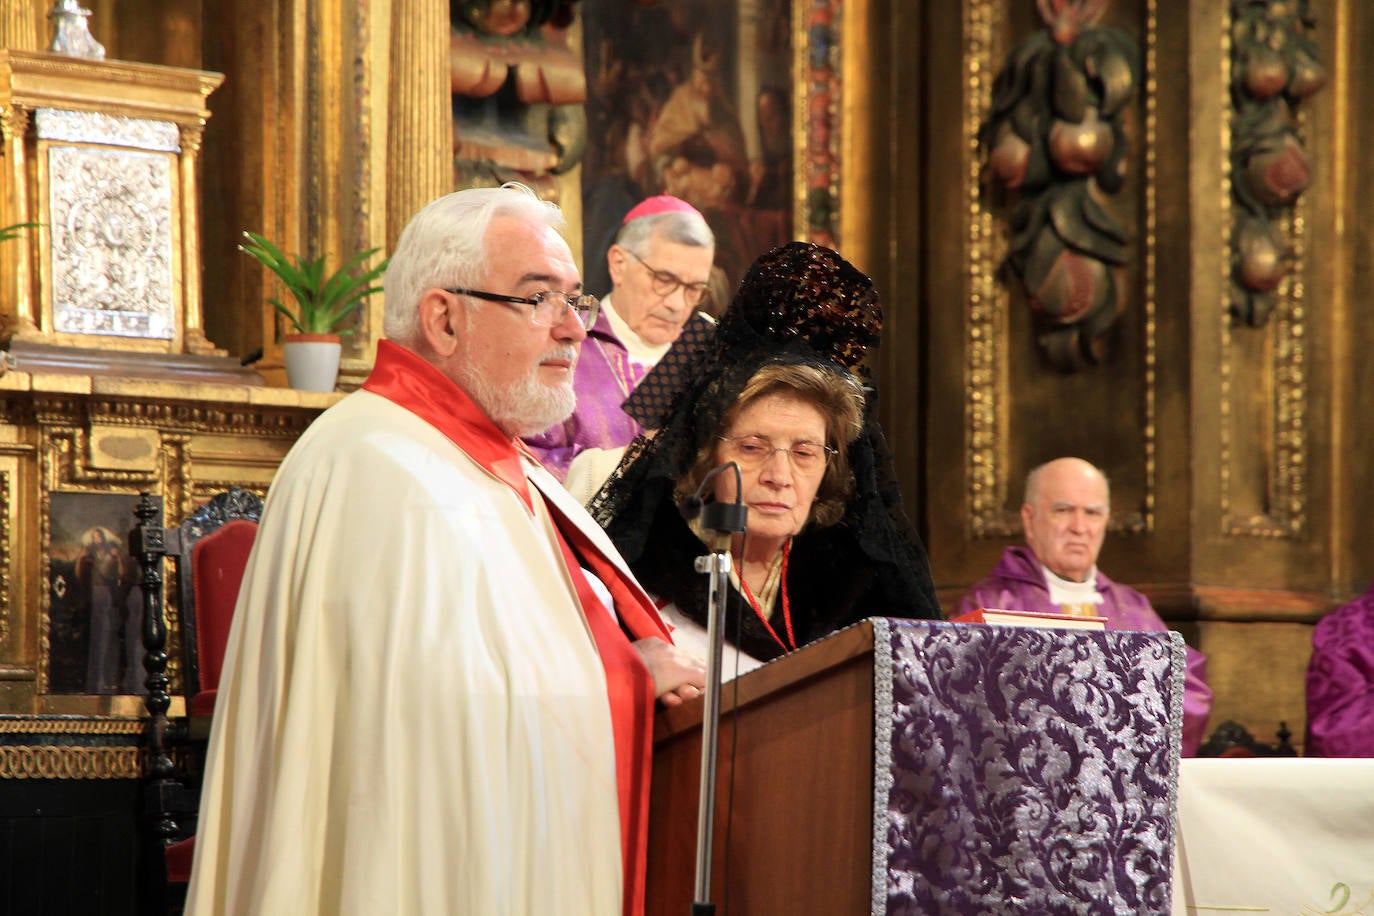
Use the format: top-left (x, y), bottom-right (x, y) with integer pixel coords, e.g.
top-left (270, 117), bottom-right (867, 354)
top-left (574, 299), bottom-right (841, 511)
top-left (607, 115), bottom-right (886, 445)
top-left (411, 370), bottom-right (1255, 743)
top-left (690, 485), bottom-right (746, 916)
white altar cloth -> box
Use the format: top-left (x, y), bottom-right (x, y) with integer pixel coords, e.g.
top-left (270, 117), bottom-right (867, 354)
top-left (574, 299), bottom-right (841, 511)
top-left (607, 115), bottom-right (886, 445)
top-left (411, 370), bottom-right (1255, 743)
top-left (1172, 757), bottom-right (1374, 915)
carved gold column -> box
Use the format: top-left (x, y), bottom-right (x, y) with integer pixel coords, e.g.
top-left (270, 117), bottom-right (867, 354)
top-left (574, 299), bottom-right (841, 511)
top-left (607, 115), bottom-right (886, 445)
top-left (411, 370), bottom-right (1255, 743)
top-left (386, 0), bottom-right (448, 242)
top-left (0, 2), bottom-right (40, 51)
top-left (177, 124), bottom-right (220, 355)
top-left (0, 102), bottom-right (38, 339)
top-left (344, 0), bottom-right (445, 372)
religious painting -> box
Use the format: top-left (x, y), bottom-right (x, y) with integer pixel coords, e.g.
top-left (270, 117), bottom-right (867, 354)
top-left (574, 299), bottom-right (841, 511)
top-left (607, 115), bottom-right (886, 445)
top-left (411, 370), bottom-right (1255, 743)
top-left (45, 492), bottom-right (145, 696)
top-left (580, 0), bottom-right (843, 298)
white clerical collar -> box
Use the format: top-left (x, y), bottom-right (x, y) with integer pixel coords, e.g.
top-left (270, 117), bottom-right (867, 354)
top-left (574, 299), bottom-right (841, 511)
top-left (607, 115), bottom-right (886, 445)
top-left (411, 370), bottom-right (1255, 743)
top-left (1042, 563), bottom-right (1104, 608)
top-left (601, 294), bottom-right (672, 367)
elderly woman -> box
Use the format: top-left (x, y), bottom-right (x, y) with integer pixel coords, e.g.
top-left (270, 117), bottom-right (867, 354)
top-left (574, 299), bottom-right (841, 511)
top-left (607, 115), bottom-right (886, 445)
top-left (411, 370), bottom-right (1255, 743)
top-left (591, 242), bottom-right (943, 672)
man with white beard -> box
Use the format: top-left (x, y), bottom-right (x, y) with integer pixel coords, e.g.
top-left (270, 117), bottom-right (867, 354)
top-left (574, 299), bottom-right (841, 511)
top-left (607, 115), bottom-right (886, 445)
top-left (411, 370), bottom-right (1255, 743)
top-left (185, 184), bottom-right (704, 916)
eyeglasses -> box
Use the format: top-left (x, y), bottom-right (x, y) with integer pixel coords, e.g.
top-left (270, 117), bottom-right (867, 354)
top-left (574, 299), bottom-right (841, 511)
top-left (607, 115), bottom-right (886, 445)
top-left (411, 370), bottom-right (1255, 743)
top-left (718, 435), bottom-right (836, 473)
top-left (446, 287), bottom-right (600, 330)
top-left (624, 250), bottom-right (711, 305)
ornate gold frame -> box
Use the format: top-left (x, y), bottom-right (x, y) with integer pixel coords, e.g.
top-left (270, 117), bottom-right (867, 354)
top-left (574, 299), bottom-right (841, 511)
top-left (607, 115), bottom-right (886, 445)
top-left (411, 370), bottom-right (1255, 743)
top-left (793, 0), bottom-right (845, 248)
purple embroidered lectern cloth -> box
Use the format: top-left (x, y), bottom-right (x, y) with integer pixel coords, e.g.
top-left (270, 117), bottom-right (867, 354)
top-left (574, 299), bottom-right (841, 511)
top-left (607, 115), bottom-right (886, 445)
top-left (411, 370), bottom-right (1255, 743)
top-left (870, 619), bottom-right (1183, 915)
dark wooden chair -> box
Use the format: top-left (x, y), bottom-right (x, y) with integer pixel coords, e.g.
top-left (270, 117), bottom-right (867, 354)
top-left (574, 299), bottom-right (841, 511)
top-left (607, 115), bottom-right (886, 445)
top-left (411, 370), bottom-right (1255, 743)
top-left (1197, 720), bottom-right (1299, 757)
top-left (131, 488), bottom-right (262, 909)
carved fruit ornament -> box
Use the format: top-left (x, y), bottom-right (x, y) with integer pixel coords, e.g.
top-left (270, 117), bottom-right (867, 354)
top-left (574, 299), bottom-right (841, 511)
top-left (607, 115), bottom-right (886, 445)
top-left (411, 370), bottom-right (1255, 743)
top-left (980, 0), bottom-right (1138, 371)
top-left (1229, 0), bottom-right (1324, 327)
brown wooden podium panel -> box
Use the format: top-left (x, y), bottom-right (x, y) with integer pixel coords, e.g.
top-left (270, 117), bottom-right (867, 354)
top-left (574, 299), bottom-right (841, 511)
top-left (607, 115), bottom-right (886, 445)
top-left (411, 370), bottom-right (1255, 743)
top-left (647, 622), bottom-right (878, 916)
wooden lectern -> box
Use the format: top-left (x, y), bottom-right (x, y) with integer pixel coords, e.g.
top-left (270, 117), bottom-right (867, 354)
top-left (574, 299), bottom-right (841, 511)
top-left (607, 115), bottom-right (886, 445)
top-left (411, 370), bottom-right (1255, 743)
top-left (648, 618), bottom-right (1184, 915)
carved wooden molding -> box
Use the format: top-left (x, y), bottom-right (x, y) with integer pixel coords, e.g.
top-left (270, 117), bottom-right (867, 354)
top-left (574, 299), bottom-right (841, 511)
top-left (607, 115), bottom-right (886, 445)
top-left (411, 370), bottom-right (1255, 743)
top-left (1227, 0), bottom-right (1323, 327)
top-left (965, 0), bottom-right (1015, 538)
top-left (978, 2), bottom-right (1140, 372)
top-left (1217, 7), bottom-right (1309, 540)
top-left (0, 745), bottom-right (140, 779)
top-left (964, 0), bottom-right (1159, 538)
top-left (0, 716), bottom-right (142, 735)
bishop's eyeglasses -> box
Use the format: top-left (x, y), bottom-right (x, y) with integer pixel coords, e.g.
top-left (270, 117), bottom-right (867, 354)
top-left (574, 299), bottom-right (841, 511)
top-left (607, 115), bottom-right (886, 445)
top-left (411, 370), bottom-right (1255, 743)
top-left (624, 250), bottom-right (712, 305)
top-left (717, 435), bottom-right (837, 473)
top-left (446, 287), bottom-right (600, 330)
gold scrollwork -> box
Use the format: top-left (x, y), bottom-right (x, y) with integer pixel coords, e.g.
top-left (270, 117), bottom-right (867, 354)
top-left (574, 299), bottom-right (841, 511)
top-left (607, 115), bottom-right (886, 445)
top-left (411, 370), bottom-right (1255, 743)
top-left (966, 0), bottom-right (1016, 538)
top-left (0, 717), bottom-right (142, 735)
top-left (0, 745), bottom-right (141, 779)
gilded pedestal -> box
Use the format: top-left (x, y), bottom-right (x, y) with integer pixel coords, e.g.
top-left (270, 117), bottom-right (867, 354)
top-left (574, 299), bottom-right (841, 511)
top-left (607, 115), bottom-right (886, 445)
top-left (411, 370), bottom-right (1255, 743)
top-left (0, 51), bottom-right (224, 359)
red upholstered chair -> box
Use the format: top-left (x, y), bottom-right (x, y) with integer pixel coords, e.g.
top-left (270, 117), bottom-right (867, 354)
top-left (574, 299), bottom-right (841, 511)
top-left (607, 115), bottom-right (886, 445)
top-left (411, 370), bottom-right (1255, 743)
top-left (185, 519), bottom-right (257, 722)
top-left (131, 488), bottom-right (262, 907)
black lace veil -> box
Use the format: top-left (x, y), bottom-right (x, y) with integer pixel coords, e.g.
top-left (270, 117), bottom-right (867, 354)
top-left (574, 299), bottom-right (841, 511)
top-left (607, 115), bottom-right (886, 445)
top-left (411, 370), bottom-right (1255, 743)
top-left (589, 241), bottom-right (944, 640)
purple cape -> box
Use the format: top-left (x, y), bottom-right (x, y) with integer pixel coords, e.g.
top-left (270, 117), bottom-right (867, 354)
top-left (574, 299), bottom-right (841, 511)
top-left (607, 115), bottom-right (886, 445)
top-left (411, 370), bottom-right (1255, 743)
top-left (957, 546), bottom-right (1213, 756)
top-left (1305, 582), bottom-right (1374, 757)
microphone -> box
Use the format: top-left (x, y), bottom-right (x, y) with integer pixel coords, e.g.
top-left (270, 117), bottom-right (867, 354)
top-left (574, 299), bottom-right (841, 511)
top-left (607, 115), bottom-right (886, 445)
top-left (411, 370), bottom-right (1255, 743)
top-left (678, 462), bottom-right (743, 522)
top-left (678, 463), bottom-right (747, 553)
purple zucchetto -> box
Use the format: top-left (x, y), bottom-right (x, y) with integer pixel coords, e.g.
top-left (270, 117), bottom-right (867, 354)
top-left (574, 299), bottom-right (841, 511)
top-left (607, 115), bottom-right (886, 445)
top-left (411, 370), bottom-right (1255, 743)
top-left (621, 194), bottom-right (705, 225)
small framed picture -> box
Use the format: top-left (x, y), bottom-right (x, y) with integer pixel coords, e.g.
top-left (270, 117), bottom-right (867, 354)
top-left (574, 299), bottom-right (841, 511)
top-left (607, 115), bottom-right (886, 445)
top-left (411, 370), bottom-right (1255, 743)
top-left (46, 491), bottom-right (145, 696)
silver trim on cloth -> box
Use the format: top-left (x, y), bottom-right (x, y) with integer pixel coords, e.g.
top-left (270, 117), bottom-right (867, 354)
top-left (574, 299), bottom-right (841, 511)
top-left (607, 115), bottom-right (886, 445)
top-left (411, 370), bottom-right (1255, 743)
top-left (1164, 630), bottom-right (1186, 913)
top-left (870, 616), bottom-right (893, 916)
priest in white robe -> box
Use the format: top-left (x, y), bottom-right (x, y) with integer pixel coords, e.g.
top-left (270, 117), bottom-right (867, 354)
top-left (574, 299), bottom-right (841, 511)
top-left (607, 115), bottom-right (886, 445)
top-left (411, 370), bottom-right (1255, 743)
top-left (185, 184), bottom-right (705, 916)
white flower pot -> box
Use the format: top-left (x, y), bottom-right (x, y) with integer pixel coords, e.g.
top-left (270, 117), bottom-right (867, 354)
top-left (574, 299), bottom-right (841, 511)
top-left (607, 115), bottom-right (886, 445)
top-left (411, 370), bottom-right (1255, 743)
top-left (282, 334), bottom-right (342, 392)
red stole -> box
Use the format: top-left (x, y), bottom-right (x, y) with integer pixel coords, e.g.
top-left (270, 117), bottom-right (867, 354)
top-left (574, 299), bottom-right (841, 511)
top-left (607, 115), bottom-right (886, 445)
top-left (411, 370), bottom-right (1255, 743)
top-left (363, 341), bottom-right (664, 915)
top-left (542, 496), bottom-right (654, 916)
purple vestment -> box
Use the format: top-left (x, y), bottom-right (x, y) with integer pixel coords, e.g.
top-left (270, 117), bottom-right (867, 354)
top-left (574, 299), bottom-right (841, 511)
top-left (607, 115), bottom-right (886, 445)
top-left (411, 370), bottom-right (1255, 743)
top-left (957, 546), bottom-right (1214, 756)
top-left (523, 308), bottom-right (648, 480)
top-left (1305, 582), bottom-right (1374, 757)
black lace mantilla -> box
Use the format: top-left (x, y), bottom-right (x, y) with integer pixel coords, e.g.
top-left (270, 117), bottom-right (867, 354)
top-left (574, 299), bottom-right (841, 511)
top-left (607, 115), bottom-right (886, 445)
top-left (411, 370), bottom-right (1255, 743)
top-left (590, 242), bottom-right (944, 660)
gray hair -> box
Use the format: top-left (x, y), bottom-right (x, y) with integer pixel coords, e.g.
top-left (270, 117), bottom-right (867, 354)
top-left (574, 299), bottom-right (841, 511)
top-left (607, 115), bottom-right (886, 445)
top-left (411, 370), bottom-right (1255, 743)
top-left (383, 183), bottom-right (565, 346)
top-left (612, 209), bottom-right (714, 258)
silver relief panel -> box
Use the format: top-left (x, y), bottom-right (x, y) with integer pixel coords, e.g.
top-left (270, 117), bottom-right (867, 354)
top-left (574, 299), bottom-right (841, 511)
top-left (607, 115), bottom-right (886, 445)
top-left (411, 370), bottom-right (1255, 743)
top-left (47, 145), bottom-right (176, 339)
top-left (34, 108), bottom-right (181, 153)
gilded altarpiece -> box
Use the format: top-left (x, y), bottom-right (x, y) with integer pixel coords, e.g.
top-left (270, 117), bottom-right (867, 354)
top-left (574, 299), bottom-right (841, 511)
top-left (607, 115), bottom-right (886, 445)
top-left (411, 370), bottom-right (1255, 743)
top-left (0, 372), bottom-right (336, 777)
top-left (917, 0), bottom-right (1360, 745)
top-left (0, 51), bottom-right (224, 358)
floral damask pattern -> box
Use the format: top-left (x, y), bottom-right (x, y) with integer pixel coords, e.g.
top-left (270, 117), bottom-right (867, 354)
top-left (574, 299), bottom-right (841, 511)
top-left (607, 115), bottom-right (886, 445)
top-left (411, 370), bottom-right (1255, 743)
top-left (874, 619), bottom-right (1182, 915)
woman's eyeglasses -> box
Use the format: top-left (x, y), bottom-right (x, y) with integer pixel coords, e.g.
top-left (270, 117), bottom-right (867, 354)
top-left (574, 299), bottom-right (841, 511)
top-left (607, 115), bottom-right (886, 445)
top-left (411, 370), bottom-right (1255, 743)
top-left (717, 434), bottom-right (836, 472)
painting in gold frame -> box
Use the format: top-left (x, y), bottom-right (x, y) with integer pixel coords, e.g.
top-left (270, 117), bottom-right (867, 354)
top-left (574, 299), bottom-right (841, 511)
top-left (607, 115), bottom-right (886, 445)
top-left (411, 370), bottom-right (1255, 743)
top-left (44, 490), bottom-right (145, 698)
top-left (579, 0), bottom-right (843, 297)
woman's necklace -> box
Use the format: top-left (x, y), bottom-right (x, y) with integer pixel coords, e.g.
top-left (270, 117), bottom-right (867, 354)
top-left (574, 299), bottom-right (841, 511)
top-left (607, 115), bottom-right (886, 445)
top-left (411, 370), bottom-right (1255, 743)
top-left (737, 540), bottom-right (796, 652)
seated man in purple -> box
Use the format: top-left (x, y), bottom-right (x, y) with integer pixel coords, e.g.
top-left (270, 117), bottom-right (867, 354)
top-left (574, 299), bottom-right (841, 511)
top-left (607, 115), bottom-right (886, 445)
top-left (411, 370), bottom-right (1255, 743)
top-left (957, 457), bottom-right (1214, 756)
top-left (1304, 581), bottom-right (1374, 756)
top-left (524, 195), bottom-right (714, 502)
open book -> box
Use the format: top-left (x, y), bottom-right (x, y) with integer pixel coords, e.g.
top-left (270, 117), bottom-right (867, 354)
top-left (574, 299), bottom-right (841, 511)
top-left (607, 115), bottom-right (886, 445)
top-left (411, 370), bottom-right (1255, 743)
top-left (951, 607), bottom-right (1108, 631)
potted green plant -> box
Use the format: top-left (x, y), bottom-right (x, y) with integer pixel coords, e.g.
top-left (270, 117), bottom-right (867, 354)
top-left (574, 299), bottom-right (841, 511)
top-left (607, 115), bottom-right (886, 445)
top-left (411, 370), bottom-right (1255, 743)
top-left (239, 230), bottom-right (388, 391)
